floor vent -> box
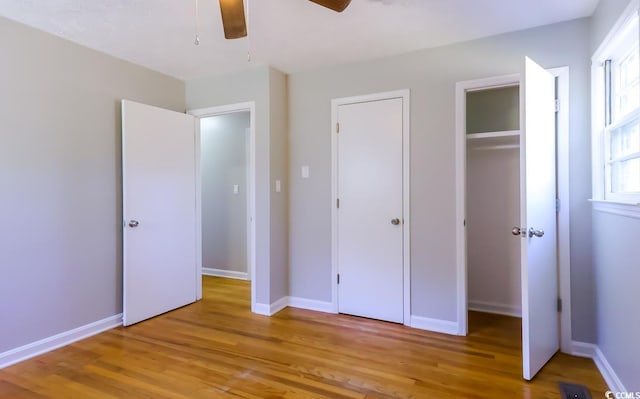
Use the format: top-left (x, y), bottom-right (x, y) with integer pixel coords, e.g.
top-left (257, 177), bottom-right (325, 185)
top-left (558, 382), bottom-right (592, 399)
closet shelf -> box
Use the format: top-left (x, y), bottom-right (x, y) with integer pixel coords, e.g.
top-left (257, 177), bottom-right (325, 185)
top-left (466, 130), bottom-right (520, 140)
top-left (467, 132), bottom-right (520, 151)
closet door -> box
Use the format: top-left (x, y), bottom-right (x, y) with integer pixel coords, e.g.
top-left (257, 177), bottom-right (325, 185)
top-left (519, 57), bottom-right (558, 380)
top-left (337, 97), bottom-right (404, 323)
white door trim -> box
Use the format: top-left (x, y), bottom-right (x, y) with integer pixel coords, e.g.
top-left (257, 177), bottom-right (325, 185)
top-left (188, 102), bottom-right (257, 311)
top-left (330, 89), bottom-right (411, 325)
top-left (549, 66), bottom-right (572, 354)
top-left (454, 68), bottom-right (572, 353)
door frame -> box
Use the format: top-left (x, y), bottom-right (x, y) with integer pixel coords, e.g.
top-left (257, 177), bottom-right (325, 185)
top-left (188, 102), bottom-right (257, 310)
top-left (330, 90), bottom-right (411, 324)
top-left (454, 67), bottom-right (572, 353)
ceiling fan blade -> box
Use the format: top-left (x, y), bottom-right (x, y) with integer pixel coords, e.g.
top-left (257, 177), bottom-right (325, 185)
top-left (309, 0), bottom-right (352, 12)
top-left (219, 0), bottom-right (247, 39)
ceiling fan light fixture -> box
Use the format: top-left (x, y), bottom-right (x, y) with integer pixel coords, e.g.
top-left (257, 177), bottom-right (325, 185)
top-left (219, 0), bottom-right (247, 39)
top-left (308, 0), bottom-right (352, 12)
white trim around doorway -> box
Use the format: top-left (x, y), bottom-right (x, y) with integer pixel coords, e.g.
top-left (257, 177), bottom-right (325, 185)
top-left (188, 102), bottom-right (257, 313)
top-left (330, 89), bottom-right (411, 325)
top-left (454, 68), bottom-right (572, 354)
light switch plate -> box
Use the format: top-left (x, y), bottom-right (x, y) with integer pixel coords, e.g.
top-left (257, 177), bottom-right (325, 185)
top-left (301, 165), bottom-right (310, 179)
top-left (275, 180), bottom-right (281, 193)
top-left (233, 184), bottom-right (239, 194)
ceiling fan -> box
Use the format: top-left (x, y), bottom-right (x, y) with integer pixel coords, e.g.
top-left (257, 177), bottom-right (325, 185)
top-left (218, 0), bottom-right (352, 39)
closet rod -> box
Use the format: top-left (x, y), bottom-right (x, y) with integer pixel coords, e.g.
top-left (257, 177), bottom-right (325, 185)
top-left (471, 144), bottom-right (520, 151)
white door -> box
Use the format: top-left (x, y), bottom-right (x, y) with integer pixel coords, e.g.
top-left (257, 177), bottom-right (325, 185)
top-left (337, 98), bottom-right (404, 323)
top-left (122, 100), bottom-right (197, 326)
top-left (520, 57), bottom-right (559, 380)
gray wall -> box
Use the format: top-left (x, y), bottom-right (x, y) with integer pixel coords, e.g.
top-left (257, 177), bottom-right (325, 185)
top-left (590, 0), bottom-right (640, 391)
top-left (201, 112), bottom-right (250, 274)
top-left (0, 17), bottom-right (185, 353)
top-left (592, 212), bottom-right (640, 391)
top-left (269, 69), bottom-right (290, 303)
top-left (186, 66), bottom-right (289, 306)
top-left (288, 18), bottom-right (594, 339)
top-left (590, 0), bottom-right (632, 51)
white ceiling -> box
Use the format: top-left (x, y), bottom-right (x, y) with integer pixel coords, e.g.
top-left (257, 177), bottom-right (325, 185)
top-left (0, 0), bottom-right (599, 80)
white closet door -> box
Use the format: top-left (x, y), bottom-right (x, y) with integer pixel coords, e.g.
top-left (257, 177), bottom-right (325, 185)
top-left (337, 98), bottom-right (404, 323)
top-left (122, 100), bottom-right (197, 326)
top-left (520, 57), bottom-right (559, 380)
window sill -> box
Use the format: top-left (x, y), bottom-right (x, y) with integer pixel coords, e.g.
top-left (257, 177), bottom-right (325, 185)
top-left (589, 199), bottom-right (640, 219)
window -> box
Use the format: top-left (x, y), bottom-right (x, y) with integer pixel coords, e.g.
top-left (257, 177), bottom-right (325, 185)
top-left (592, 3), bottom-right (640, 206)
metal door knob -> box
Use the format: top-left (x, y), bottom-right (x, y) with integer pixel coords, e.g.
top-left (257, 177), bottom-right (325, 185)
top-left (528, 228), bottom-right (544, 238)
top-left (128, 220), bottom-right (139, 228)
top-left (512, 227), bottom-right (523, 236)
top-left (391, 218), bottom-right (401, 226)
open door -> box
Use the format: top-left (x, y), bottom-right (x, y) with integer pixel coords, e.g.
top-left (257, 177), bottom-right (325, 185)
top-left (519, 57), bottom-right (559, 380)
top-left (122, 100), bottom-right (198, 326)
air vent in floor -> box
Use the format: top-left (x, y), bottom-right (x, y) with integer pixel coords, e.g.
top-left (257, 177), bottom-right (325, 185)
top-left (558, 382), bottom-right (592, 399)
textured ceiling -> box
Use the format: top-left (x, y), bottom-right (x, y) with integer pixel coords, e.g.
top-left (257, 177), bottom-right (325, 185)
top-left (0, 0), bottom-right (599, 80)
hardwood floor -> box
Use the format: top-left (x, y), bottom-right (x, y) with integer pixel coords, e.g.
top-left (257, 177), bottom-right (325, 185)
top-left (0, 277), bottom-right (607, 398)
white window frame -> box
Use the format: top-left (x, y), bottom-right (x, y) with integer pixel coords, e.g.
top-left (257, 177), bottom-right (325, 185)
top-left (591, 0), bottom-right (640, 217)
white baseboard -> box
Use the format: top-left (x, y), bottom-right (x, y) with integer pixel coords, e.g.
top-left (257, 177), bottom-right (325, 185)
top-left (288, 296), bottom-right (336, 313)
top-left (0, 314), bottom-right (122, 369)
top-left (410, 315), bottom-right (460, 335)
top-left (252, 296), bottom-right (334, 317)
top-left (571, 341), bottom-right (597, 358)
top-left (469, 300), bottom-right (522, 318)
top-left (252, 298), bottom-right (287, 316)
top-left (270, 297), bottom-right (289, 315)
top-left (252, 303), bottom-right (271, 316)
top-left (571, 341), bottom-right (627, 393)
top-left (593, 346), bottom-right (628, 393)
top-left (202, 267), bottom-right (248, 280)
top-left (254, 298), bottom-right (460, 340)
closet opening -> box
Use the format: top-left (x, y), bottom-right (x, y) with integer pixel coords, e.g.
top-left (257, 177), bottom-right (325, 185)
top-left (455, 64), bottom-right (572, 380)
top-left (465, 83), bottom-right (522, 328)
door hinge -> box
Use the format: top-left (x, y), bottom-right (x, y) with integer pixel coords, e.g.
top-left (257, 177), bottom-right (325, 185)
top-left (557, 298), bottom-right (562, 313)
top-left (556, 198), bottom-right (561, 213)
top-left (337, 274), bottom-right (340, 284)
top-left (336, 122), bottom-right (340, 133)
top-left (337, 198), bottom-right (340, 208)
top-left (555, 99), bottom-right (560, 113)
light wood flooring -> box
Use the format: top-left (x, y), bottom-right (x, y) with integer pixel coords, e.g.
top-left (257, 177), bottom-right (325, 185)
top-left (0, 276), bottom-right (607, 398)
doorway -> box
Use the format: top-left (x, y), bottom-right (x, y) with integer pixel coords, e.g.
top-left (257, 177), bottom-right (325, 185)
top-left (190, 102), bottom-right (257, 308)
top-left (330, 90), bottom-right (411, 324)
top-left (455, 60), bottom-right (572, 380)
top-left (121, 100), bottom-right (259, 322)
top-left (200, 112), bottom-right (250, 281)
top-left (465, 83), bottom-right (522, 319)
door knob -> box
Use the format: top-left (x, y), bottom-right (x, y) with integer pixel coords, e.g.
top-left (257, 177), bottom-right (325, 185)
top-left (391, 218), bottom-right (401, 225)
top-left (512, 227), bottom-right (524, 236)
top-left (128, 220), bottom-right (139, 228)
top-left (528, 228), bottom-right (544, 238)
